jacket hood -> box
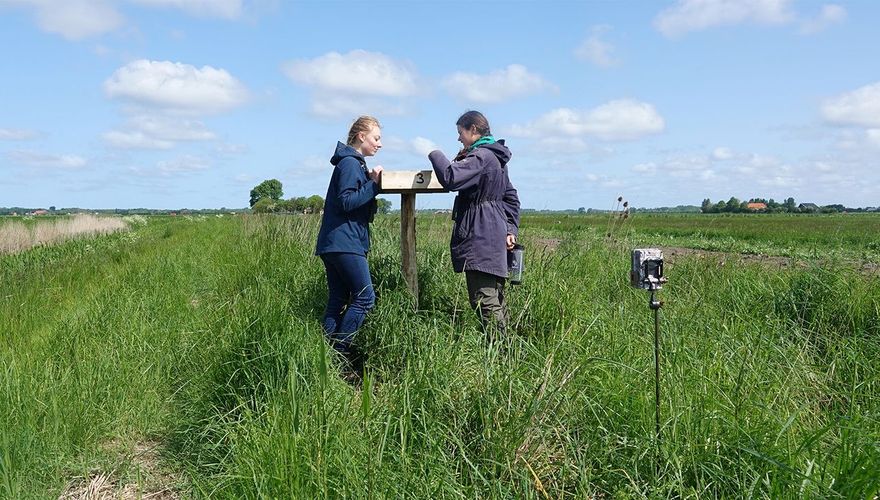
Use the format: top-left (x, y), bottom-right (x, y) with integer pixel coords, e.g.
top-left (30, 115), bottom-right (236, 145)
top-left (479, 139), bottom-right (511, 166)
top-left (331, 141), bottom-right (365, 166)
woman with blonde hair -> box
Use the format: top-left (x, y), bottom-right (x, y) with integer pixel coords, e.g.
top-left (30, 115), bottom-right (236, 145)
top-left (315, 116), bottom-right (384, 372)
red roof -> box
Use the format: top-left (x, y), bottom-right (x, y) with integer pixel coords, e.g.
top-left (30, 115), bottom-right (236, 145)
top-left (746, 202), bottom-right (767, 210)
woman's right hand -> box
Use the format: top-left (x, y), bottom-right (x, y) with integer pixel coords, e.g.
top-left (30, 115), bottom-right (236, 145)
top-left (369, 165), bottom-right (384, 182)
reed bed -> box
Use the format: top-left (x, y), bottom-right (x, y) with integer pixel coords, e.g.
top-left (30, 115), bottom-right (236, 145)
top-left (0, 214), bottom-right (128, 254)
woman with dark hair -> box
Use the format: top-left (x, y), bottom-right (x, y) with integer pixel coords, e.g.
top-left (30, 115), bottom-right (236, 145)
top-left (315, 115), bottom-right (384, 371)
top-left (428, 111), bottom-right (520, 336)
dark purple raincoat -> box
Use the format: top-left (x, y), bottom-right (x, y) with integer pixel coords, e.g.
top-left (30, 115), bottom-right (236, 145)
top-left (429, 140), bottom-right (520, 278)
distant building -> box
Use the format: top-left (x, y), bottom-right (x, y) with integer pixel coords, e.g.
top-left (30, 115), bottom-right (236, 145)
top-left (746, 202), bottom-right (767, 211)
top-left (30, 209), bottom-right (49, 215)
top-left (799, 203), bottom-right (819, 212)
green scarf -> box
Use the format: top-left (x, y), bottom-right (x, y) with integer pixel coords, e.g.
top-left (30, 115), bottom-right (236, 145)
top-left (468, 135), bottom-right (496, 151)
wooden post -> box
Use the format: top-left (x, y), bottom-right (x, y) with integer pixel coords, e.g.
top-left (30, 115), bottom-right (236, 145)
top-left (379, 170), bottom-right (447, 309)
top-left (400, 193), bottom-right (418, 307)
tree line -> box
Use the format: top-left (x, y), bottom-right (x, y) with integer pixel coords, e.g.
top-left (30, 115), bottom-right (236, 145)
top-left (702, 197), bottom-right (797, 213)
top-left (249, 179), bottom-right (391, 214)
top-left (698, 197), bottom-right (874, 214)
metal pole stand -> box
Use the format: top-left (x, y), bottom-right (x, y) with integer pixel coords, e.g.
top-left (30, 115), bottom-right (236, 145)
top-left (649, 285), bottom-right (663, 472)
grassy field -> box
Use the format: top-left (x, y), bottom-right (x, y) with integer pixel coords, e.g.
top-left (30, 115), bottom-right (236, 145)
top-left (1, 213), bottom-right (878, 498)
top-left (526, 212), bottom-right (880, 261)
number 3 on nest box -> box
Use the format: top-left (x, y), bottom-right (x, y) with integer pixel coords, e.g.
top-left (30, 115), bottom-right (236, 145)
top-left (379, 170), bottom-right (446, 194)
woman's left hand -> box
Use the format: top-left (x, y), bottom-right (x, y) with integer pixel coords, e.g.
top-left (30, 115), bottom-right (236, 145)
top-left (506, 233), bottom-right (516, 250)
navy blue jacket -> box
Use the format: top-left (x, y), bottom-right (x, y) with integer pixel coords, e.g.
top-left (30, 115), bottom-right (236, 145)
top-left (315, 142), bottom-right (379, 256)
top-left (429, 140), bottom-right (520, 278)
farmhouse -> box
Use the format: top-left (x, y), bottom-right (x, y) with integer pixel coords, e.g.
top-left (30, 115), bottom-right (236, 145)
top-left (746, 202), bottom-right (767, 211)
top-left (799, 203), bottom-right (819, 212)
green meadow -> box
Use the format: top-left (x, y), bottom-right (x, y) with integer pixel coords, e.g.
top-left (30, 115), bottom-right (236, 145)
top-left (1, 213), bottom-right (878, 498)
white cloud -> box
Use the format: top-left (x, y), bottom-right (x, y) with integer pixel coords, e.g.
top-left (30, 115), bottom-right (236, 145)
top-left (509, 99), bottom-right (665, 141)
top-left (821, 81), bottom-right (880, 128)
top-left (130, 0), bottom-right (244, 19)
top-left (3, 0), bottom-right (126, 40)
top-left (104, 59), bottom-right (249, 114)
top-left (103, 131), bottom-right (175, 150)
top-left (216, 143), bottom-right (249, 155)
top-left (757, 168), bottom-right (800, 188)
top-left (411, 137), bottom-right (439, 156)
top-left (157, 154), bottom-right (210, 174)
top-left (284, 50), bottom-right (418, 97)
top-left (4, 0), bottom-right (257, 40)
top-left (0, 128), bottom-right (39, 140)
top-left (867, 129), bottom-right (880, 148)
top-left (366, 135), bottom-right (437, 158)
top-left (747, 153), bottom-right (782, 169)
top-left (654, 0), bottom-right (795, 38)
top-left (631, 148), bottom-right (810, 195)
top-left (283, 50), bottom-right (418, 118)
top-left (441, 64), bottom-right (556, 104)
top-left (657, 154), bottom-right (712, 177)
top-left (814, 161), bottom-right (834, 172)
top-left (103, 114), bottom-right (217, 149)
top-left (308, 95), bottom-right (408, 119)
top-left (130, 115), bottom-right (216, 141)
top-left (584, 172), bottom-right (623, 188)
top-left (712, 146), bottom-right (734, 160)
top-left (574, 25), bottom-right (618, 67)
top-left (7, 150), bottom-right (87, 169)
top-left (534, 137), bottom-right (591, 154)
top-left (301, 154), bottom-right (329, 173)
top-left (800, 4), bottom-right (846, 35)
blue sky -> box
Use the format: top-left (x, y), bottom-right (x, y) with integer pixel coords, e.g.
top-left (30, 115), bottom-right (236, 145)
top-left (1, 0), bottom-right (878, 210)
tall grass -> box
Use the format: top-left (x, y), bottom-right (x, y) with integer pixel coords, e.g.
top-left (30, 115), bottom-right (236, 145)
top-left (0, 214), bottom-right (877, 498)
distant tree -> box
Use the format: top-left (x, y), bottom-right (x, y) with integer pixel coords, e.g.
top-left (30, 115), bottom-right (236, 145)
top-left (783, 197), bottom-right (796, 212)
top-left (275, 199), bottom-right (295, 212)
top-left (377, 198), bottom-right (393, 214)
top-left (701, 198), bottom-right (713, 213)
top-left (726, 196), bottom-right (741, 213)
top-left (714, 200), bottom-right (727, 212)
top-left (49, 206), bottom-right (56, 212)
top-left (287, 197), bottom-right (303, 212)
top-left (252, 197), bottom-right (278, 214)
top-left (250, 179), bottom-right (283, 207)
top-left (306, 195), bottom-right (324, 214)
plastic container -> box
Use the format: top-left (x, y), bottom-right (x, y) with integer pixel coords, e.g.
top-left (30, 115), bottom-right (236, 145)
top-left (507, 244), bottom-right (524, 285)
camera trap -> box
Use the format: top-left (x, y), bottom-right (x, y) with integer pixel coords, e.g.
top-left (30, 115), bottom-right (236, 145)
top-left (630, 248), bottom-right (667, 291)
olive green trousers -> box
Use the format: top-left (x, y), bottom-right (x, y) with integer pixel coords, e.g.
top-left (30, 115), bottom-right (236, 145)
top-left (465, 270), bottom-right (509, 336)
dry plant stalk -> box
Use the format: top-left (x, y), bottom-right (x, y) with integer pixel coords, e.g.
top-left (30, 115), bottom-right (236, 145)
top-left (0, 214), bottom-right (128, 254)
top-left (605, 195), bottom-right (630, 240)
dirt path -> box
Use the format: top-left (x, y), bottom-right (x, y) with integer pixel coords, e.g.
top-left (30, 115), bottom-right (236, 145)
top-left (661, 246), bottom-right (879, 275)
